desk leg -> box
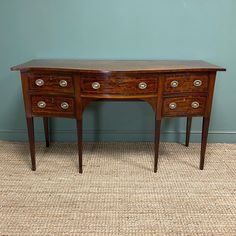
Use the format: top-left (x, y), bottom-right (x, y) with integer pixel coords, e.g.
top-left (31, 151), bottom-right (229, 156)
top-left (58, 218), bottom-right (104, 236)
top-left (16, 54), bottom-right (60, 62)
top-left (200, 117), bottom-right (210, 170)
top-left (185, 117), bottom-right (192, 147)
top-left (43, 117), bottom-right (50, 147)
top-left (154, 119), bottom-right (161, 173)
top-left (26, 117), bottom-right (36, 171)
top-left (77, 119), bottom-right (83, 173)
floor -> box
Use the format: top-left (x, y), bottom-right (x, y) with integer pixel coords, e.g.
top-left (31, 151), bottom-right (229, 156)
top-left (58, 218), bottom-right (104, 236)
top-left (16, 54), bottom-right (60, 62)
top-left (0, 141), bottom-right (236, 235)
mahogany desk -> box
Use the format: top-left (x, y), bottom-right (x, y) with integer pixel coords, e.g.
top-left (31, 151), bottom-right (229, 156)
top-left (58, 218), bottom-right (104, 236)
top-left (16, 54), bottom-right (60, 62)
top-left (11, 60), bottom-right (226, 173)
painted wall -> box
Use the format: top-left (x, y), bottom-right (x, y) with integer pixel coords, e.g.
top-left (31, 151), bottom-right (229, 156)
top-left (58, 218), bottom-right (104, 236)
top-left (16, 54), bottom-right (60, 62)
top-left (0, 0), bottom-right (235, 142)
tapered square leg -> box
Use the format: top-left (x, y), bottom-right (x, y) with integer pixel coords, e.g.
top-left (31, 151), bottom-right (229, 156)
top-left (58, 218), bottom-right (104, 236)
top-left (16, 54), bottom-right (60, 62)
top-left (77, 119), bottom-right (83, 173)
top-left (43, 117), bottom-right (50, 147)
top-left (154, 119), bottom-right (161, 173)
top-left (200, 117), bottom-right (210, 170)
top-left (185, 117), bottom-right (192, 147)
top-left (26, 117), bottom-right (36, 171)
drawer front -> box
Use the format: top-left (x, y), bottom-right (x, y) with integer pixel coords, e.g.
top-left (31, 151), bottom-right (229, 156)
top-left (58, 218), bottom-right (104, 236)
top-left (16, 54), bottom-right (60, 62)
top-left (31, 96), bottom-right (75, 117)
top-left (164, 73), bottom-right (209, 93)
top-left (162, 96), bottom-right (207, 117)
top-left (80, 75), bottom-right (157, 95)
top-left (29, 74), bottom-right (74, 93)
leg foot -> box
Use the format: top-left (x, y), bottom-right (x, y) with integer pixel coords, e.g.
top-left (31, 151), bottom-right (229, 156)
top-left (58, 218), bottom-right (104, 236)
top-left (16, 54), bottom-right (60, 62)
top-left (185, 117), bottom-right (192, 147)
top-left (154, 119), bottom-right (161, 173)
top-left (43, 117), bottom-right (50, 147)
top-left (77, 119), bottom-right (83, 173)
top-left (26, 117), bottom-right (36, 171)
top-left (200, 117), bottom-right (210, 170)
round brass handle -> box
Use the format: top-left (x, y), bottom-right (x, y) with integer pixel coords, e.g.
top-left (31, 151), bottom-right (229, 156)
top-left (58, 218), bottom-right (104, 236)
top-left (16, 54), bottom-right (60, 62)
top-left (191, 101), bottom-right (200, 109)
top-left (193, 80), bottom-right (202, 87)
top-left (59, 80), bottom-right (68, 87)
top-left (170, 80), bottom-right (179, 88)
top-left (35, 79), bottom-right (44, 87)
top-left (37, 101), bottom-right (46, 109)
top-left (169, 102), bottom-right (177, 110)
top-left (92, 82), bottom-right (100, 90)
top-left (117, 79), bottom-right (123, 84)
top-left (139, 82), bottom-right (147, 90)
top-left (61, 102), bottom-right (69, 110)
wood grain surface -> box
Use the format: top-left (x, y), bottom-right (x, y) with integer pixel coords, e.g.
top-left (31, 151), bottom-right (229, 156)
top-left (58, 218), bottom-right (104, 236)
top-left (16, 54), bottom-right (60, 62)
top-left (11, 59), bottom-right (226, 73)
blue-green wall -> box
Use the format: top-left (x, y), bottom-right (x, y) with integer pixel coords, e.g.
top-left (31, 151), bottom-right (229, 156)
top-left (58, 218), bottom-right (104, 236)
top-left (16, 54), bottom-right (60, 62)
top-left (0, 0), bottom-right (235, 142)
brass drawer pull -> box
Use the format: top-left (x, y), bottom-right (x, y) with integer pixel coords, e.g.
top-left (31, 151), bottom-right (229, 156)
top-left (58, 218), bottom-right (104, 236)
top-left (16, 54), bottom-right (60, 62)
top-left (191, 101), bottom-right (200, 109)
top-left (139, 82), bottom-right (147, 90)
top-left (193, 80), bottom-right (202, 87)
top-left (92, 82), bottom-right (100, 90)
top-left (37, 101), bottom-right (46, 108)
top-left (35, 79), bottom-right (44, 87)
top-left (59, 80), bottom-right (68, 87)
top-left (170, 80), bottom-right (179, 88)
top-left (117, 79), bottom-right (123, 84)
top-left (169, 102), bottom-right (177, 110)
top-left (61, 102), bottom-right (69, 110)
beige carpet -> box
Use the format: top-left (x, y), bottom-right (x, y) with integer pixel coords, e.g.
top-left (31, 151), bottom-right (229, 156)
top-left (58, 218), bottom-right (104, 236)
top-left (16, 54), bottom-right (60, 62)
top-left (0, 141), bottom-right (236, 235)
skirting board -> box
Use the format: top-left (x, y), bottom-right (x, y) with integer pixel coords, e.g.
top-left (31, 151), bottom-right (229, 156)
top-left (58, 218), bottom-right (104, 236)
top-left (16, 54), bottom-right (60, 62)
top-left (0, 129), bottom-right (235, 143)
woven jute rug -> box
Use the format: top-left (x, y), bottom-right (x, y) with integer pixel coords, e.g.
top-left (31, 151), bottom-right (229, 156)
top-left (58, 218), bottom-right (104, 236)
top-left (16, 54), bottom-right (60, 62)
top-left (0, 141), bottom-right (235, 235)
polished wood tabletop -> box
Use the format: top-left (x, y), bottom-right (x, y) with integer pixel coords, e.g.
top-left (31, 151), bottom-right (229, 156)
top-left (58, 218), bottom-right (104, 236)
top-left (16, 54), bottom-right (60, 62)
top-left (11, 59), bottom-right (225, 73)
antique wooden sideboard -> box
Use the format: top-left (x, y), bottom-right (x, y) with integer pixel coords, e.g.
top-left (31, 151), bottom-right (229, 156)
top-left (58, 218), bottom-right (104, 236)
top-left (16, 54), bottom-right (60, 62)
top-left (11, 60), bottom-right (226, 173)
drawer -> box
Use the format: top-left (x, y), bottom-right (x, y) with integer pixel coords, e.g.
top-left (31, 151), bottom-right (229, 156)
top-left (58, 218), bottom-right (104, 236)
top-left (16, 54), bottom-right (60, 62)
top-left (29, 73), bottom-right (74, 94)
top-left (164, 73), bottom-right (209, 93)
top-left (31, 96), bottom-right (75, 117)
top-left (80, 75), bottom-right (157, 95)
top-left (162, 96), bottom-right (207, 117)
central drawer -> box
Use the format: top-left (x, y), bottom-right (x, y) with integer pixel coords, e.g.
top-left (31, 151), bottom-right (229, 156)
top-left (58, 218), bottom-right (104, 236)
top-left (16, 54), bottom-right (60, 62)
top-left (80, 74), bottom-right (157, 95)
